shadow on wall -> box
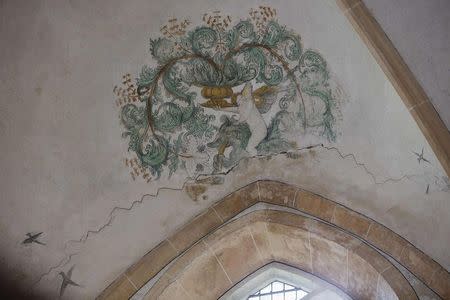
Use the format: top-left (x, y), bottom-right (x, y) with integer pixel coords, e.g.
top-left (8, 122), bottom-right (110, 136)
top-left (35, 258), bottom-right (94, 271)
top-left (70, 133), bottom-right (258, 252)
top-left (0, 270), bottom-right (48, 300)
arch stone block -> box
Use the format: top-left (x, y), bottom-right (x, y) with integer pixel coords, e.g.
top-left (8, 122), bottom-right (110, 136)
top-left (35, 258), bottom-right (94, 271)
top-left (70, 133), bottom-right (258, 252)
top-left (142, 210), bottom-right (415, 299)
top-left (98, 180), bottom-right (450, 299)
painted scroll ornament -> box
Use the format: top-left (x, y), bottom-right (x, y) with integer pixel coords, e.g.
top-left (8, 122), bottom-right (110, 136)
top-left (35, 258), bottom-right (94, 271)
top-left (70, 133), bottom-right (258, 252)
top-left (114, 7), bottom-right (344, 181)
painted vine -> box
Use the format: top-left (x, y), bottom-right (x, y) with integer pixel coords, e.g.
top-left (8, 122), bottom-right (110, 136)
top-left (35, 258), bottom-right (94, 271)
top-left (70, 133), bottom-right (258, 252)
top-left (114, 7), bottom-right (343, 181)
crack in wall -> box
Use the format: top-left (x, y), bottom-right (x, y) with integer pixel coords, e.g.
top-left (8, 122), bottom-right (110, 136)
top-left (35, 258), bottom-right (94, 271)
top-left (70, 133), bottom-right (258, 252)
top-left (320, 145), bottom-right (419, 185)
top-left (30, 143), bottom-right (418, 291)
top-left (29, 253), bottom-right (77, 292)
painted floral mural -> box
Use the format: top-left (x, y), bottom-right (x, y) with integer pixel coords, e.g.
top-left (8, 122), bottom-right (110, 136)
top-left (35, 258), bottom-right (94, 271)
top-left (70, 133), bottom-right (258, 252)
top-left (115, 7), bottom-right (345, 181)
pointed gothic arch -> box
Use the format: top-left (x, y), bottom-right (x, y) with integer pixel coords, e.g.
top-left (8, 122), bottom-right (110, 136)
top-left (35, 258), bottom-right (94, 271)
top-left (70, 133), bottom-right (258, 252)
top-left (142, 209), bottom-right (416, 299)
top-left (98, 181), bottom-right (450, 299)
top-left (221, 262), bottom-right (352, 300)
top-left (97, 2), bottom-right (450, 296)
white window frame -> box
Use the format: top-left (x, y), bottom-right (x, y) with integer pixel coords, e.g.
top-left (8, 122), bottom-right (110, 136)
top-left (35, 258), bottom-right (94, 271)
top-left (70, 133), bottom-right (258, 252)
top-left (219, 262), bottom-right (352, 300)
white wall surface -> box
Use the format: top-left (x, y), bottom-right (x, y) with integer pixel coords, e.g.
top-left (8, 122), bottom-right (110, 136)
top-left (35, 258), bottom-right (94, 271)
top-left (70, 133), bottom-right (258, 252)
top-left (364, 0), bottom-right (450, 130)
top-left (0, 0), bottom-right (448, 298)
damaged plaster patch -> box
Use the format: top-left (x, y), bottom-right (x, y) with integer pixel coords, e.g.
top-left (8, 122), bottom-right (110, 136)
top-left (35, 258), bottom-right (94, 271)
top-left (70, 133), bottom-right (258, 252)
top-left (185, 176), bottom-right (225, 201)
top-left (185, 184), bottom-right (207, 202)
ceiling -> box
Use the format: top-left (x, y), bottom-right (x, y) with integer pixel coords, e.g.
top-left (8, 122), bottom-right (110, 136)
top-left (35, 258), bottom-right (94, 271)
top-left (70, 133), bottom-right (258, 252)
top-left (0, 0), bottom-right (449, 298)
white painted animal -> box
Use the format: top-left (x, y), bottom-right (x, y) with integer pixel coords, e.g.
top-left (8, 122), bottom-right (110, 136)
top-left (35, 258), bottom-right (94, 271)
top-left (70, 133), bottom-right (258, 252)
top-left (218, 82), bottom-right (268, 155)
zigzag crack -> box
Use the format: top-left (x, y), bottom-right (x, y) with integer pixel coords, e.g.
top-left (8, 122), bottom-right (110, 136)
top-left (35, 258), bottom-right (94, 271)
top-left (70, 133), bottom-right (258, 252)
top-left (31, 143), bottom-right (414, 289)
top-left (320, 145), bottom-right (419, 185)
top-left (30, 253), bottom-right (77, 291)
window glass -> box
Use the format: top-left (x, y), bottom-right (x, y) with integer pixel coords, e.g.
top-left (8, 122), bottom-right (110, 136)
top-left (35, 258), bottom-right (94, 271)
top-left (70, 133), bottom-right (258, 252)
top-left (248, 281), bottom-right (308, 300)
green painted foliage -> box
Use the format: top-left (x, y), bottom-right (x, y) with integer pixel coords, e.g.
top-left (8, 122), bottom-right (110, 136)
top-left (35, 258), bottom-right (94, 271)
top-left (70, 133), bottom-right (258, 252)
top-left (118, 9), bottom-right (341, 180)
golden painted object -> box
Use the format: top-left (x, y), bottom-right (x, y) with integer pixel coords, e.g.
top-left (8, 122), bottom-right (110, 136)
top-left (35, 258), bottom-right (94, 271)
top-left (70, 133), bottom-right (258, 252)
top-left (253, 85), bottom-right (276, 108)
top-left (218, 143), bottom-right (228, 155)
top-left (201, 86), bottom-right (233, 99)
top-left (201, 98), bottom-right (237, 108)
top-left (200, 85), bottom-right (277, 109)
top-left (200, 86), bottom-right (236, 108)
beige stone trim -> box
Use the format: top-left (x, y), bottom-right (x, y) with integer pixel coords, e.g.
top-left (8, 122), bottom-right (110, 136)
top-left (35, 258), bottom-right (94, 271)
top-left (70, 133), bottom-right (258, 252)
top-left (144, 210), bottom-right (415, 299)
top-left (97, 274), bottom-right (137, 300)
top-left (336, 0), bottom-right (450, 177)
top-left (98, 181), bottom-right (450, 299)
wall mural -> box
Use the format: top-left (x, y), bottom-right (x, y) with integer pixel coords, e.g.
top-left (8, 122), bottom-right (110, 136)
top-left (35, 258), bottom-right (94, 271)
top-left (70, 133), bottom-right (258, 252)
top-left (114, 7), bottom-right (344, 181)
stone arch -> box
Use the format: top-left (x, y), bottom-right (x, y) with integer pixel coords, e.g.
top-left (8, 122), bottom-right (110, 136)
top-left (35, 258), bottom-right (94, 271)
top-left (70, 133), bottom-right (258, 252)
top-left (98, 181), bottom-right (450, 299)
top-left (144, 209), bottom-right (416, 299)
top-left (220, 262), bottom-right (353, 299)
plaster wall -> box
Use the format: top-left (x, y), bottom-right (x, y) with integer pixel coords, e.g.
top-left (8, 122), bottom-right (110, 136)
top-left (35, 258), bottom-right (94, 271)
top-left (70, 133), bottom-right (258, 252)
top-left (363, 0), bottom-right (450, 130)
top-left (0, 0), bottom-right (449, 298)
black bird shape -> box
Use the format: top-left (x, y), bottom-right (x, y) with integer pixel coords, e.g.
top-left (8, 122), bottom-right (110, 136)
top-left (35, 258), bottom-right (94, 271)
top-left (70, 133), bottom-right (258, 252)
top-left (22, 232), bottom-right (46, 245)
top-left (59, 265), bottom-right (81, 297)
top-left (413, 148), bottom-right (430, 164)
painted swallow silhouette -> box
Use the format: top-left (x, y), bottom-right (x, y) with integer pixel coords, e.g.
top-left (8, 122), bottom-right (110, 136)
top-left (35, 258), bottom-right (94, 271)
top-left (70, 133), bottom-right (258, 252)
top-left (59, 265), bottom-right (81, 297)
top-left (413, 148), bottom-right (430, 164)
top-left (22, 232), bottom-right (46, 245)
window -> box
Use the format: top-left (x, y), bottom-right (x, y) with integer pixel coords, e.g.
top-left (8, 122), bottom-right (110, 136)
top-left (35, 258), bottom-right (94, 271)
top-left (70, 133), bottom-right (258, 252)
top-left (221, 262), bottom-right (351, 300)
top-left (247, 281), bottom-right (308, 300)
